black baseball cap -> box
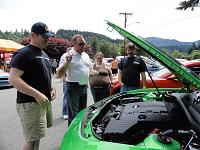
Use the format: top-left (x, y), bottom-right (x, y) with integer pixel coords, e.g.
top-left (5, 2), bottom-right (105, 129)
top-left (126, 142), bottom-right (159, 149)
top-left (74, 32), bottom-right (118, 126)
top-left (31, 22), bottom-right (54, 38)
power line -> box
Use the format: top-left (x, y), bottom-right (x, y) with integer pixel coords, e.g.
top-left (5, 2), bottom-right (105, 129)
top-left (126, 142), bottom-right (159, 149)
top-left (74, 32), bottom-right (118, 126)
top-left (136, 14), bottom-right (200, 31)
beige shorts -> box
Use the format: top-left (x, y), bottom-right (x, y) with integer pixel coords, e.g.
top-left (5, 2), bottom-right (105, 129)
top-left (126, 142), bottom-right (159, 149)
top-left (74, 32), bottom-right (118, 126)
top-left (16, 102), bottom-right (53, 141)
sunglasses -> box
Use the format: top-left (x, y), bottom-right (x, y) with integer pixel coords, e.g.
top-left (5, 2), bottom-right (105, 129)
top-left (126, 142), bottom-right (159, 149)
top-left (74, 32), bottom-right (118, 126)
top-left (78, 43), bottom-right (85, 47)
top-left (125, 47), bottom-right (135, 50)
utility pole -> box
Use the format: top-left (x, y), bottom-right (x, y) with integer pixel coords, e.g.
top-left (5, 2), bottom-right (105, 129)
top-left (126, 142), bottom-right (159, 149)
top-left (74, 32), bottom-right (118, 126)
top-left (119, 12), bottom-right (132, 56)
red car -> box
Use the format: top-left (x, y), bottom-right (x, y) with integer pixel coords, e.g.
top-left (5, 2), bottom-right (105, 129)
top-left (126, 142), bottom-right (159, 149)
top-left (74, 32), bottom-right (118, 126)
top-left (111, 59), bottom-right (200, 94)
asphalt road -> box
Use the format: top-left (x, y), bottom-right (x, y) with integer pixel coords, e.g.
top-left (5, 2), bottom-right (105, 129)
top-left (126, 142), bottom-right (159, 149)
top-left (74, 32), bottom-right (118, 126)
top-left (0, 76), bottom-right (94, 150)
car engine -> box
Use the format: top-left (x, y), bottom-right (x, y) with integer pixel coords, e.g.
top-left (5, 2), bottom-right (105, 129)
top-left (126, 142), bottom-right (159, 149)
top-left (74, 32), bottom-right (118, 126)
top-left (91, 91), bottom-right (200, 149)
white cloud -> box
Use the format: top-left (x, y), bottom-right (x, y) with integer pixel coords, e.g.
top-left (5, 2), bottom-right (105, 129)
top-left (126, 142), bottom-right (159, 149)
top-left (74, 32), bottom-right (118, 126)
top-left (0, 0), bottom-right (199, 42)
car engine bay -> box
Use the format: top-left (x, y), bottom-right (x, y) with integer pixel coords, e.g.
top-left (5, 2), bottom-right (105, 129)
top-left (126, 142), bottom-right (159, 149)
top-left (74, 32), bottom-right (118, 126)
top-left (91, 91), bottom-right (200, 149)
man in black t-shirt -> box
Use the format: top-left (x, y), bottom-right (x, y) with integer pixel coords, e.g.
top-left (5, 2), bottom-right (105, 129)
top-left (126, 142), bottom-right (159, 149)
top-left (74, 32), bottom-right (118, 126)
top-left (9, 22), bottom-right (56, 150)
top-left (118, 42), bottom-right (147, 93)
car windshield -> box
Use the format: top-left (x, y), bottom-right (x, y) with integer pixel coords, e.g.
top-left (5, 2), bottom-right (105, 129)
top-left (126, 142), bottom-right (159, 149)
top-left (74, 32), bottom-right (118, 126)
top-left (152, 67), bottom-right (170, 77)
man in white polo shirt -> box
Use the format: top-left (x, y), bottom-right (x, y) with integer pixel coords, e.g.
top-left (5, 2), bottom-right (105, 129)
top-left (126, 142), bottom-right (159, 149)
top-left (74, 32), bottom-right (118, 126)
top-left (57, 34), bottom-right (91, 125)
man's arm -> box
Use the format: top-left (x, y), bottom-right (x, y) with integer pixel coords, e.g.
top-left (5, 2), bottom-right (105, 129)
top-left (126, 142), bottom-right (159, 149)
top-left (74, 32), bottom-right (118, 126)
top-left (9, 67), bottom-right (49, 105)
top-left (56, 62), bottom-right (70, 78)
top-left (107, 67), bottom-right (113, 83)
top-left (118, 69), bottom-right (123, 85)
top-left (56, 52), bottom-right (72, 78)
top-left (141, 71), bottom-right (146, 88)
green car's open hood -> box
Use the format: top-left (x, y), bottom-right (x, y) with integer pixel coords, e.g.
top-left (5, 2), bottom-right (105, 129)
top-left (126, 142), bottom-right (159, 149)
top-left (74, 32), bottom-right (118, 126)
top-left (106, 21), bottom-right (200, 90)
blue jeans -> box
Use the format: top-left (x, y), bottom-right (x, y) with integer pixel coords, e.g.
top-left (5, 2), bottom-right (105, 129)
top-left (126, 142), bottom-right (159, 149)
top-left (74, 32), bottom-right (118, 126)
top-left (62, 80), bottom-right (68, 116)
top-left (120, 85), bottom-right (139, 93)
top-left (66, 82), bottom-right (87, 126)
top-left (91, 85), bottom-right (110, 103)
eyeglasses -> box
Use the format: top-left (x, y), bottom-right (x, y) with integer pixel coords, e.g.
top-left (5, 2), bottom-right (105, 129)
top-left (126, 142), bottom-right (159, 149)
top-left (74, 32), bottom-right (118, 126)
top-left (96, 57), bottom-right (103, 60)
top-left (126, 44), bottom-right (136, 50)
top-left (125, 47), bottom-right (135, 50)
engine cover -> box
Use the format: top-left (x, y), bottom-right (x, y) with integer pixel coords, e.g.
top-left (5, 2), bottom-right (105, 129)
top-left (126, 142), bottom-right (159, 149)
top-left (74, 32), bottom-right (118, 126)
top-left (102, 101), bottom-right (186, 143)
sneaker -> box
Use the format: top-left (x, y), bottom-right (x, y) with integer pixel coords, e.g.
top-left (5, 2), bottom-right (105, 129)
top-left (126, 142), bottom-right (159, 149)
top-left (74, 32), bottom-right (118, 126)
top-left (63, 115), bottom-right (68, 120)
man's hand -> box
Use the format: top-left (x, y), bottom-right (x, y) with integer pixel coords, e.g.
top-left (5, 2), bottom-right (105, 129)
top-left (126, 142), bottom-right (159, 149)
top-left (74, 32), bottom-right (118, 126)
top-left (9, 67), bottom-right (50, 106)
top-left (34, 92), bottom-right (49, 106)
top-left (119, 81), bottom-right (124, 86)
top-left (111, 82), bottom-right (115, 88)
top-left (66, 51), bottom-right (73, 64)
top-left (56, 52), bottom-right (72, 79)
top-left (50, 86), bottom-right (56, 100)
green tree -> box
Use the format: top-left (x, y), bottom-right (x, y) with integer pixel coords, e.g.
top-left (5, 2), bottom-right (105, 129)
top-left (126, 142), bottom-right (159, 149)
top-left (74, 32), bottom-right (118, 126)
top-left (171, 50), bottom-right (183, 58)
top-left (191, 50), bottom-right (200, 59)
top-left (99, 42), bottom-right (110, 57)
top-left (177, 0), bottom-right (200, 10)
top-left (161, 48), bottom-right (170, 55)
top-left (109, 42), bottom-right (121, 58)
top-left (0, 30), bottom-right (6, 39)
top-left (56, 29), bottom-right (72, 40)
top-left (90, 37), bottom-right (99, 55)
top-left (20, 37), bottom-right (71, 60)
top-left (188, 42), bottom-right (197, 54)
top-left (136, 46), bottom-right (146, 56)
top-left (0, 28), bottom-right (124, 58)
top-left (21, 29), bottom-right (30, 38)
top-left (197, 41), bottom-right (200, 50)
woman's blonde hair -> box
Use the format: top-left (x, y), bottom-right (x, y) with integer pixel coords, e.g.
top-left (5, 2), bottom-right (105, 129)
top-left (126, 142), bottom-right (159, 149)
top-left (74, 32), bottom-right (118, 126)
top-left (94, 52), bottom-right (104, 59)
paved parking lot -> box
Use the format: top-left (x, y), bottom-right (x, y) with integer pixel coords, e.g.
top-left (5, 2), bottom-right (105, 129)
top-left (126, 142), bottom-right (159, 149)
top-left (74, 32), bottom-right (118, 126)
top-left (0, 76), bottom-right (94, 150)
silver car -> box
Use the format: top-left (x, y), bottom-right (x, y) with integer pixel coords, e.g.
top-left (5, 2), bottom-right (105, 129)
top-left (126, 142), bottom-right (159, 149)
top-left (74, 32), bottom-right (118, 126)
top-left (0, 69), bottom-right (12, 89)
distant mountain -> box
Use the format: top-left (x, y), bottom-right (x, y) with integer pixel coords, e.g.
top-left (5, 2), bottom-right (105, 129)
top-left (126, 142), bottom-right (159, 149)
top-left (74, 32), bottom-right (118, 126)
top-left (56, 29), bottom-right (199, 53)
top-left (56, 29), bottom-right (122, 44)
top-left (144, 37), bottom-right (200, 53)
top-left (145, 37), bottom-right (192, 47)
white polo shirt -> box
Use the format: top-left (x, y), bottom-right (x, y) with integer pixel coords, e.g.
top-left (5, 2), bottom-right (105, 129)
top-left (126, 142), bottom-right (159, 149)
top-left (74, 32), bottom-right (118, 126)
top-left (59, 48), bottom-right (91, 85)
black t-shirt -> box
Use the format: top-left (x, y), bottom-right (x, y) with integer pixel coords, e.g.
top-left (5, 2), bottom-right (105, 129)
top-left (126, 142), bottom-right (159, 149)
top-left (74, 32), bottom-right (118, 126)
top-left (118, 56), bottom-right (147, 87)
top-left (10, 44), bottom-right (52, 103)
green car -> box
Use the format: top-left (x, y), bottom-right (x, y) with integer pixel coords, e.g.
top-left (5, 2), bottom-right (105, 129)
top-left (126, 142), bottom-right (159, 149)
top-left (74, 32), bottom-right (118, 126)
top-left (60, 21), bottom-right (200, 150)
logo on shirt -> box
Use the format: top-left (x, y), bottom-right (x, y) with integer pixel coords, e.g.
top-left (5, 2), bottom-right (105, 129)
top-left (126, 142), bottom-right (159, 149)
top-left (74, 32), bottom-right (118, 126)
top-left (133, 61), bottom-right (140, 65)
top-left (36, 56), bottom-right (49, 60)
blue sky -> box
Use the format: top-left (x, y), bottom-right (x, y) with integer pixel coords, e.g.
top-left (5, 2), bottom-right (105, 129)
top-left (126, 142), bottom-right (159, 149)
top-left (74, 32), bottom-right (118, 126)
top-left (0, 0), bottom-right (200, 42)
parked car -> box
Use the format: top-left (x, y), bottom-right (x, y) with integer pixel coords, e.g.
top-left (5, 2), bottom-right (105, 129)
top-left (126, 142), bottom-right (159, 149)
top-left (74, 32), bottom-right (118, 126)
top-left (175, 58), bottom-right (188, 63)
top-left (141, 56), bottom-right (163, 73)
top-left (0, 69), bottom-right (12, 89)
top-left (150, 59), bottom-right (200, 87)
top-left (116, 55), bottom-right (124, 62)
top-left (117, 55), bottom-right (163, 73)
top-left (103, 58), bottom-right (113, 67)
top-left (60, 21), bottom-right (200, 150)
top-left (111, 59), bottom-right (200, 94)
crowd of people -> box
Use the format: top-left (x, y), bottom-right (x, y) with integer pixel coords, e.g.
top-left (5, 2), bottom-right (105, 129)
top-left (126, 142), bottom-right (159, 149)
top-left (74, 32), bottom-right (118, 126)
top-left (9, 22), bottom-right (147, 150)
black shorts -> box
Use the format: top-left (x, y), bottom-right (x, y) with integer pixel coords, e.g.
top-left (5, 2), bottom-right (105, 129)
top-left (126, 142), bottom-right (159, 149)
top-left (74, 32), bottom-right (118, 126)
top-left (111, 68), bottom-right (118, 74)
